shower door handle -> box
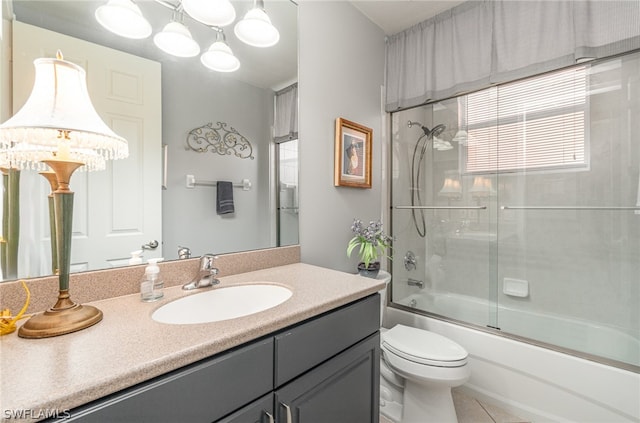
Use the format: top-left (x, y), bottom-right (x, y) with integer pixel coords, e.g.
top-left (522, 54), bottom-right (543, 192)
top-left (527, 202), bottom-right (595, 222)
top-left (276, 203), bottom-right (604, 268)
top-left (395, 205), bottom-right (487, 210)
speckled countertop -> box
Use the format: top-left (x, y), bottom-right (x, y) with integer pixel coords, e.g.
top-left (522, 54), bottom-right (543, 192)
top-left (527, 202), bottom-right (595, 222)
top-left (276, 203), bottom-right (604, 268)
top-left (0, 263), bottom-right (385, 422)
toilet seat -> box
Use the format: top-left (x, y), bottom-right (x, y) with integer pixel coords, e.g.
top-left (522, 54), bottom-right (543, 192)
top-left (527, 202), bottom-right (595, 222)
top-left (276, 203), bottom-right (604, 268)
top-left (382, 324), bottom-right (468, 368)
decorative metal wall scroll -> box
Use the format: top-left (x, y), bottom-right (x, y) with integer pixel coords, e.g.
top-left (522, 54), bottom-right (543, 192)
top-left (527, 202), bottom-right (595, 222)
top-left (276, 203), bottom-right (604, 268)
top-left (185, 122), bottom-right (254, 160)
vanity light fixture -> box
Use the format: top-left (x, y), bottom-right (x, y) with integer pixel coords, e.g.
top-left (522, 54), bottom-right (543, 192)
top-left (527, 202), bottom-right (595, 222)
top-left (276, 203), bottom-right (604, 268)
top-left (0, 51), bottom-right (129, 338)
top-left (201, 29), bottom-right (240, 73)
top-left (182, 0), bottom-right (236, 27)
top-left (95, 0), bottom-right (152, 39)
top-left (153, 11), bottom-right (200, 58)
top-left (234, 0), bottom-right (280, 47)
top-left (95, 0), bottom-right (282, 72)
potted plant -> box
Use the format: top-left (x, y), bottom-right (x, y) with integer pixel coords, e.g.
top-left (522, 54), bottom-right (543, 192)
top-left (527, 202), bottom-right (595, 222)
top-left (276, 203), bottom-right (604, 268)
top-left (347, 219), bottom-right (392, 278)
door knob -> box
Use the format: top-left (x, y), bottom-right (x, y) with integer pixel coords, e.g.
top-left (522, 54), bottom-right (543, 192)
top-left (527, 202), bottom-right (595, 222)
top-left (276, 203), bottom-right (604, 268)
top-left (141, 240), bottom-right (159, 250)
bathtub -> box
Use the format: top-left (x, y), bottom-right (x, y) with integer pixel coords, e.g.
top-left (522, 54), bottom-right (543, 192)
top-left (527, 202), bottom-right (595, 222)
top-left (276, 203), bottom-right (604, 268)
top-left (385, 292), bottom-right (640, 423)
top-left (397, 292), bottom-right (640, 367)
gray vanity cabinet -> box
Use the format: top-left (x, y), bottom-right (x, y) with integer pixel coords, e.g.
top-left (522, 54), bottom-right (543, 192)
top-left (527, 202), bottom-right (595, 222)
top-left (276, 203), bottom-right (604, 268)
top-left (57, 294), bottom-right (380, 423)
top-left (275, 333), bottom-right (380, 423)
top-left (64, 338), bottom-right (274, 423)
top-left (216, 393), bottom-right (274, 423)
top-left (272, 293), bottom-right (380, 423)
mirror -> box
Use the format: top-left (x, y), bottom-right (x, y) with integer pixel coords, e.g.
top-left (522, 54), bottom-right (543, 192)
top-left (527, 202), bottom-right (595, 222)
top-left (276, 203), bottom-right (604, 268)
top-left (1, 0), bottom-right (298, 282)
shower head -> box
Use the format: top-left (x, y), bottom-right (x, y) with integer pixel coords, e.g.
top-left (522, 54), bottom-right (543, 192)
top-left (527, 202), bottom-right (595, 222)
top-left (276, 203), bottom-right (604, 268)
top-left (407, 120), bottom-right (447, 138)
top-left (429, 124), bottom-right (446, 138)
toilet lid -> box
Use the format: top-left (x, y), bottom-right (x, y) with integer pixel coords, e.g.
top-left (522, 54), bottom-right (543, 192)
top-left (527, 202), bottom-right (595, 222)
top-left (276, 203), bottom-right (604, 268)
top-left (382, 324), bottom-right (468, 367)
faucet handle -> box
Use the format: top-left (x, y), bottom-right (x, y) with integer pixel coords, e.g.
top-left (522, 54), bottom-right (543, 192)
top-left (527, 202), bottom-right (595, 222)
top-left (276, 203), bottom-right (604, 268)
top-left (210, 267), bottom-right (219, 276)
top-left (199, 254), bottom-right (217, 271)
top-left (178, 246), bottom-right (191, 259)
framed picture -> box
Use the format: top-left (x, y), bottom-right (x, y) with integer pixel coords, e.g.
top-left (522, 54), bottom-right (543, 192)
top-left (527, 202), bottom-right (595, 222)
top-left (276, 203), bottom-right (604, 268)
top-left (334, 118), bottom-right (372, 188)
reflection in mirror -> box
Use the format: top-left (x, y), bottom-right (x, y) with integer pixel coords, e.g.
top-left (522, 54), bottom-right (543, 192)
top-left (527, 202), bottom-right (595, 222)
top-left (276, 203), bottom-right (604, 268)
top-left (0, 0), bottom-right (298, 282)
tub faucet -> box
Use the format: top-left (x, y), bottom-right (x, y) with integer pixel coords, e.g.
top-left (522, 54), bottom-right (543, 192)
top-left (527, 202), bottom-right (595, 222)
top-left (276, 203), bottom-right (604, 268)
top-left (407, 278), bottom-right (424, 289)
top-left (182, 254), bottom-right (220, 290)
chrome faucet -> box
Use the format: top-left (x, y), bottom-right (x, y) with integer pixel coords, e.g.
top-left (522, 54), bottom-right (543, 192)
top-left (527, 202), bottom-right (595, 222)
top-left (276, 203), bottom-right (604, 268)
top-left (182, 254), bottom-right (220, 290)
top-left (177, 246), bottom-right (191, 259)
top-left (407, 278), bottom-right (424, 289)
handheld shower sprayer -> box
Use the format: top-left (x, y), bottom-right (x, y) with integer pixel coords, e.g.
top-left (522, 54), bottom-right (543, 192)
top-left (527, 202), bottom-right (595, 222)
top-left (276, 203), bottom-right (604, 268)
top-left (407, 120), bottom-right (447, 237)
top-left (407, 120), bottom-right (446, 138)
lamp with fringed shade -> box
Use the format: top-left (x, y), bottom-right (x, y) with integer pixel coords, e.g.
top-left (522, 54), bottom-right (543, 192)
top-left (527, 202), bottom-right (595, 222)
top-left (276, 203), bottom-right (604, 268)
top-left (0, 50), bottom-right (128, 338)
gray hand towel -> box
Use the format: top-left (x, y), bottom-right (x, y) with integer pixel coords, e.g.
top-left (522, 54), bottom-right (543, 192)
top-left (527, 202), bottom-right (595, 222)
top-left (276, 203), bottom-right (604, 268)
top-left (216, 181), bottom-right (235, 215)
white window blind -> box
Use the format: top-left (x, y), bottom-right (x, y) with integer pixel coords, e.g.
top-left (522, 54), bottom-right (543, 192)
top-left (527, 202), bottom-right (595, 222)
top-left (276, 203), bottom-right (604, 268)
top-left (465, 66), bottom-right (588, 173)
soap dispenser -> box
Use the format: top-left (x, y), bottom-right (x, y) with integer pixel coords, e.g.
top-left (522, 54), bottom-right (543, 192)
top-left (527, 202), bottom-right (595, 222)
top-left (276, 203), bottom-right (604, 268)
top-left (129, 250), bottom-right (143, 265)
top-left (140, 258), bottom-right (164, 302)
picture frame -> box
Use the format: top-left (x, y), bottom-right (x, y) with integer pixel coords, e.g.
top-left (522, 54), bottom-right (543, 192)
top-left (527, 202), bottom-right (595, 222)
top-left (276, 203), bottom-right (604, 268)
top-left (334, 117), bottom-right (372, 188)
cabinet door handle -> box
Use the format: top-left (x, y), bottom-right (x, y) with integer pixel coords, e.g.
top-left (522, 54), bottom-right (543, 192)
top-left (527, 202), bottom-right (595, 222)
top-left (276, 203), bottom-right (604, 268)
top-left (280, 403), bottom-right (292, 423)
top-left (263, 411), bottom-right (274, 423)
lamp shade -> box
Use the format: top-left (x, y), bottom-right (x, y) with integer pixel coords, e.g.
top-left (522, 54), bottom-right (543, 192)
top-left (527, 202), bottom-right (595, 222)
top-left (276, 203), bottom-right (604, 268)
top-left (0, 53), bottom-right (128, 171)
top-left (182, 0), bottom-right (236, 27)
top-left (439, 170), bottom-right (462, 198)
top-left (470, 176), bottom-right (496, 198)
top-left (95, 0), bottom-right (152, 39)
top-left (234, 7), bottom-right (280, 47)
top-left (154, 21), bottom-right (200, 58)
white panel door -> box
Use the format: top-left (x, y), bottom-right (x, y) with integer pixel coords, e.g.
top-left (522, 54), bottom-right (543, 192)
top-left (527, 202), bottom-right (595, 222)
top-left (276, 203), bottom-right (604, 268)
top-left (12, 21), bottom-right (162, 277)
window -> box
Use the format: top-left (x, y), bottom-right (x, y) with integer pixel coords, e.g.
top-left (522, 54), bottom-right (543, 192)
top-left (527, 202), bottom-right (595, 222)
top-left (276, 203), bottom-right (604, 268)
top-left (464, 66), bottom-right (588, 174)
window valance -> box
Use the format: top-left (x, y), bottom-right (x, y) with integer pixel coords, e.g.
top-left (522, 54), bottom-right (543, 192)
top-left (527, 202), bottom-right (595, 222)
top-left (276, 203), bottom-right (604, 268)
top-left (385, 0), bottom-right (640, 111)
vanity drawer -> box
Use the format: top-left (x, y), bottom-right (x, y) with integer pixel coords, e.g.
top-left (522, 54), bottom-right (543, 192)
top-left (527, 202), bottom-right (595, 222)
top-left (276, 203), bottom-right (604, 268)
top-left (67, 338), bottom-right (274, 423)
top-left (274, 293), bottom-right (379, 387)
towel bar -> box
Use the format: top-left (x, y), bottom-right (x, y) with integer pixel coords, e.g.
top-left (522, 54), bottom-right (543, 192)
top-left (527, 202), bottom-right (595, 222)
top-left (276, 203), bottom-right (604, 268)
top-left (395, 205), bottom-right (487, 210)
top-left (501, 206), bottom-right (640, 210)
top-left (185, 175), bottom-right (252, 191)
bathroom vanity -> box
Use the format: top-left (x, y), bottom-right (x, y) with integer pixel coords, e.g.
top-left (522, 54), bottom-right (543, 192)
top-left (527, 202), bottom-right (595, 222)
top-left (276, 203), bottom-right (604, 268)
top-left (0, 263), bottom-right (385, 423)
top-left (64, 295), bottom-right (380, 422)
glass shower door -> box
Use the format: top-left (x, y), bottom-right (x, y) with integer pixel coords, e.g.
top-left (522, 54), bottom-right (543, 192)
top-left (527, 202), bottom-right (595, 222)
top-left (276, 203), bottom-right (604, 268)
top-left (277, 139), bottom-right (299, 246)
top-left (389, 51), bottom-right (640, 370)
top-left (390, 101), bottom-right (497, 329)
top-left (493, 52), bottom-right (640, 368)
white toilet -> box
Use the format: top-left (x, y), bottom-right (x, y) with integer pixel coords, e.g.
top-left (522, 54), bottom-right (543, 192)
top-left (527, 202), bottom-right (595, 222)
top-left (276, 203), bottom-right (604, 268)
top-left (375, 271), bottom-right (470, 423)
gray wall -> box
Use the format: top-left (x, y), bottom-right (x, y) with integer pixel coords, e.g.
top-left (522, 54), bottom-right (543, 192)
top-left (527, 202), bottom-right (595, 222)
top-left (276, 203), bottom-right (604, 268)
top-left (161, 61), bottom-right (273, 258)
top-left (298, 2), bottom-right (386, 273)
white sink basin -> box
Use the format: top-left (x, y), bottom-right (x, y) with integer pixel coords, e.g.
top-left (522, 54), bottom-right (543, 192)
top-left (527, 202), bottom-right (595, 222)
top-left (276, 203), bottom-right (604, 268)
top-left (152, 284), bottom-right (292, 324)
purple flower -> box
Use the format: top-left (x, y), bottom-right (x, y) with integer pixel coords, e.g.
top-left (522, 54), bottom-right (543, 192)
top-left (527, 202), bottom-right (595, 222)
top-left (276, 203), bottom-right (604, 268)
top-left (347, 218), bottom-right (392, 267)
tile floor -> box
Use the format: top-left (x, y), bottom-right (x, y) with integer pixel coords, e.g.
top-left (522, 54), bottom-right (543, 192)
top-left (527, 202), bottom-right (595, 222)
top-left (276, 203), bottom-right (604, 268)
top-left (380, 387), bottom-right (529, 423)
